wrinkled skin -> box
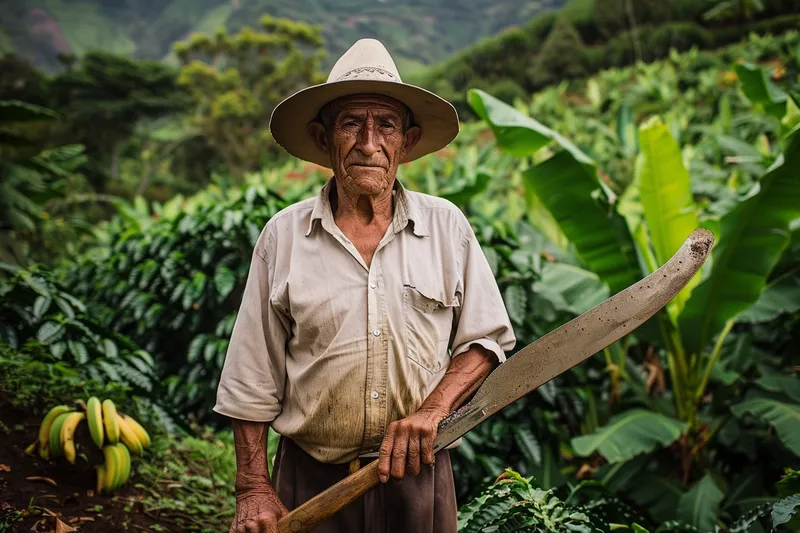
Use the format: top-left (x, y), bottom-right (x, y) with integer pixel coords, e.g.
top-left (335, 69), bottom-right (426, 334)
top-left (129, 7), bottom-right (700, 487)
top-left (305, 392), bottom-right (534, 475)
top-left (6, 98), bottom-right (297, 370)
top-left (229, 421), bottom-right (288, 533)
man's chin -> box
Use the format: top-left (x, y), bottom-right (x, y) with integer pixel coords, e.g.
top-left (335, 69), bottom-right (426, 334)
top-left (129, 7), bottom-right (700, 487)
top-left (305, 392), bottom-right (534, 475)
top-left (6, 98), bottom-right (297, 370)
top-left (344, 168), bottom-right (391, 192)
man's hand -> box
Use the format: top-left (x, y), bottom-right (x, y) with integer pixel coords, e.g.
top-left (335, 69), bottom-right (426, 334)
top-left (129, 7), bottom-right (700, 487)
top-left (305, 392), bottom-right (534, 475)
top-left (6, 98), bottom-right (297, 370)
top-left (378, 345), bottom-right (496, 483)
top-left (230, 486), bottom-right (288, 533)
top-left (378, 406), bottom-right (448, 483)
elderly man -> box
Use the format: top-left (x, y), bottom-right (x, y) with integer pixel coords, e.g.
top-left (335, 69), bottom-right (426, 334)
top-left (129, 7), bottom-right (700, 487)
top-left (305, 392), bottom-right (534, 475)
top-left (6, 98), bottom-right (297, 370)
top-left (215, 39), bottom-right (515, 533)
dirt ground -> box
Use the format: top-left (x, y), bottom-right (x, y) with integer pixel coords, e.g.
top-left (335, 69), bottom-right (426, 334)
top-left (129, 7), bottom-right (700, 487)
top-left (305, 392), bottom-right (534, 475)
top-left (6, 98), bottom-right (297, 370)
top-left (0, 395), bottom-right (177, 533)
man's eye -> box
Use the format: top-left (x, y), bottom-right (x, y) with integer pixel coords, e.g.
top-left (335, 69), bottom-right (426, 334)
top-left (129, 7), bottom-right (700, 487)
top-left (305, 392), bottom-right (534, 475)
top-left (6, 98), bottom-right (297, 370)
top-left (381, 123), bottom-right (396, 129)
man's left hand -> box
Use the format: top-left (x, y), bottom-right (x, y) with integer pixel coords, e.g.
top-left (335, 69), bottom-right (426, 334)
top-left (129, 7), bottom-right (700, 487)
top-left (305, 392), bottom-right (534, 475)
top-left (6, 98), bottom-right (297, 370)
top-left (378, 407), bottom-right (448, 483)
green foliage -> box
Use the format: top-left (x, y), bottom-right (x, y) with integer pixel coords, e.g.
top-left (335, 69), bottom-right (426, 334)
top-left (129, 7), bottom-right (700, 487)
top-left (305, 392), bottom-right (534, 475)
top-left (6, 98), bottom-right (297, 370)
top-left (572, 410), bottom-right (686, 463)
top-left (468, 42), bottom-right (800, 529)
top-left (64, 185), bottom-right (297, 421)
top-left (0, 264), bottom-right (158, 396)
top-left (50, 52), bottom-right (191, 183)
top-left (174, 15), bottom-right (325, 176)
top-left (457, 469), bottom-right (611, 532)
top-left (529, 16), bottom-right (587, 88)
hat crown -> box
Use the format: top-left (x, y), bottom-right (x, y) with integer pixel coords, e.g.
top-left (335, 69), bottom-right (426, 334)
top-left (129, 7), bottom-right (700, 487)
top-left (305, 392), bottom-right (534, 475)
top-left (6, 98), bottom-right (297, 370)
top-left (326, 39), bottom-right (402, 84)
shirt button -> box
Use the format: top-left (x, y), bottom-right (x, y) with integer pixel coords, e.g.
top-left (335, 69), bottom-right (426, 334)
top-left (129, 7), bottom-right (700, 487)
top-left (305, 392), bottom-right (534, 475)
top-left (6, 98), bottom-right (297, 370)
top-left (370, 391), bottom-right (379, 400)
top-left (373, 328), bottom-right (381, 337)
top-left (370, 281), bottom-right (377, 289)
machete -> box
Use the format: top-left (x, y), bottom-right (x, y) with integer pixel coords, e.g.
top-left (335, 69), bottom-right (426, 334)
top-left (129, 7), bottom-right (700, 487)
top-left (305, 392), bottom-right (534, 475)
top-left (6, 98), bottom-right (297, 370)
top-left (277, 228), bottom-right (714, 533)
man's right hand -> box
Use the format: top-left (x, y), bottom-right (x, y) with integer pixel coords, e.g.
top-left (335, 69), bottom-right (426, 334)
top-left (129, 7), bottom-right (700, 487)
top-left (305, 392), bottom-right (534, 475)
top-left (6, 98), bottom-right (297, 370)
top-left (230, 486), bottom-right (289, 533)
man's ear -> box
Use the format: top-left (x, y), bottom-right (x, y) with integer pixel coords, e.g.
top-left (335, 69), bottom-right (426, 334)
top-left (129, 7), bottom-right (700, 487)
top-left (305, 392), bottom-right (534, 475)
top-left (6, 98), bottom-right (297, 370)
top-left (308, 121), bottom-right (328, 154)
top-left (402, 126), bottom-right (422, 156)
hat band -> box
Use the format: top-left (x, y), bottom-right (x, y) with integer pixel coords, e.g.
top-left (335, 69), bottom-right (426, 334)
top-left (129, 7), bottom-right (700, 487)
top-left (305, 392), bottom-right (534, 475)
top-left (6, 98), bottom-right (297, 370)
top-left (335, 67), bottom-right (400, 82)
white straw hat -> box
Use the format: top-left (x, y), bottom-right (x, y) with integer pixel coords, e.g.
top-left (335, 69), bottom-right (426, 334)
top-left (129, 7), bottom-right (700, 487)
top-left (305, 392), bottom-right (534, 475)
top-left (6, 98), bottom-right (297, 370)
top-left (269, 38), bottom-right (460, 167)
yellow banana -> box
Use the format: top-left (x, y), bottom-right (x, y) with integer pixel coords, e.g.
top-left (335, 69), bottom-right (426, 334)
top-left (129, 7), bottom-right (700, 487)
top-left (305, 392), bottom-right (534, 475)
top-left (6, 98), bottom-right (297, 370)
top-left (86, 397), bottom-right (104, 448)
top-left (60, 412), bottom-right (85, 464)
top-left (120, 414), bottom-right (151, 449)
top-left (49, 412), bottom-right (71, 459)
top-left (114, 443), bottom-right (131, 488)
top-left (102, 400), bottom-right (120, 444)
top-left (24, 441), bottom-right (37, 455)
top-left (117, 414), bottom-right (143, 456)
top-left (37, 405), bottom-right (71, 459)
top-left (96, 464), bottom-right (106, 495)
top-left (102, 445), bottom-right (119, 491)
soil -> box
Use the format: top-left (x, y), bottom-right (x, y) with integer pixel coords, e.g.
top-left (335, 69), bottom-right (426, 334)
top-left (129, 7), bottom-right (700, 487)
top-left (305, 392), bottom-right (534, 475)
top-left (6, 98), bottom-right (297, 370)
top-left (0, 394), bottom-right (176, 533)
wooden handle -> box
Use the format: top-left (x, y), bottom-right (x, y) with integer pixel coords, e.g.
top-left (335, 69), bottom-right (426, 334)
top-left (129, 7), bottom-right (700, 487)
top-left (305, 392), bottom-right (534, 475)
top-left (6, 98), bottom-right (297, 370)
top-left (277, 459), bottom-right (381, 533)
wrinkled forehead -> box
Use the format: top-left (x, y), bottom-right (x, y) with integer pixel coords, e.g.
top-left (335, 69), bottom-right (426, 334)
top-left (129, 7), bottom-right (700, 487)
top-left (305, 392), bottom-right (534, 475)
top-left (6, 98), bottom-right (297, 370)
top-left (323, 94), bottom-right (408, 118)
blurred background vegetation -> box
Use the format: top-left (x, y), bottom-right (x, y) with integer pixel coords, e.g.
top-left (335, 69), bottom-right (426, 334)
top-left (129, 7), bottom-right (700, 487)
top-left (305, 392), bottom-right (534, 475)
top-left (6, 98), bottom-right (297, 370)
top-left (1, 0), bottom-right (799, 532)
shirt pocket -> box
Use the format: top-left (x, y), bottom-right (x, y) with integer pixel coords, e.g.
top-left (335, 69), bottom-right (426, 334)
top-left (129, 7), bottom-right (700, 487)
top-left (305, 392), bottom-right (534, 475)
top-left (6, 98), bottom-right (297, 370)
top-left (402, 283), bottom-right (460, 374)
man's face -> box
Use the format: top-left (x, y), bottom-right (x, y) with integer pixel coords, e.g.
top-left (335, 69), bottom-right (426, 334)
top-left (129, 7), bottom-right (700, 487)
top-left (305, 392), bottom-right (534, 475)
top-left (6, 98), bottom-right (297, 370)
top-left (309, 95), bottom-right (421, 195)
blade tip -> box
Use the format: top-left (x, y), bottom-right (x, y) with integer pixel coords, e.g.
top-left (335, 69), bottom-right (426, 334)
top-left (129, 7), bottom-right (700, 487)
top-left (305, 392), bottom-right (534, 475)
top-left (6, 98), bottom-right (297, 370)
top-left (688, 228), bottom-right (714, 259)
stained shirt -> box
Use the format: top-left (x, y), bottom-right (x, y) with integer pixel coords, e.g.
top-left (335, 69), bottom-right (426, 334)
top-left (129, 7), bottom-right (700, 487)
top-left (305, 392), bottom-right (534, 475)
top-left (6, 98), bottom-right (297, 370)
top-left (213, 177), bottom-right (516, 464)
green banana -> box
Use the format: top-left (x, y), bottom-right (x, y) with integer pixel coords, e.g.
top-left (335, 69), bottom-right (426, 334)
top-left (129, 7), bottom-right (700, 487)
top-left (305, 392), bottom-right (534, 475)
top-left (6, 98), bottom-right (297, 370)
top-left (60, 412), bottom-right (85, 464)
top-left (37, 405), bottom-right (71, 459)
top-left (120, 414), bottom-right (151, 449)
top-left (96, 464), bottom-right (106, 494)
top-left (49, 412), bottom-right (72, 459)
top-left (115, 442), bottom-right (131, 488)
top-left (86, 397), bottom-right (104, 448)
top-left (117, 414), bottom-right (143, 456)
top-left (102, 400), bottom-right (120, 444)
top-left (102, 445), bottom-right (119, 491)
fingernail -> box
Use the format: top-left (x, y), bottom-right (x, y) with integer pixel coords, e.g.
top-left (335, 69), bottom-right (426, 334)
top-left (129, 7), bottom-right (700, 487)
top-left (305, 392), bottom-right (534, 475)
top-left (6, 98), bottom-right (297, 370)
top-left (379, 475), bottom-right (387, 483)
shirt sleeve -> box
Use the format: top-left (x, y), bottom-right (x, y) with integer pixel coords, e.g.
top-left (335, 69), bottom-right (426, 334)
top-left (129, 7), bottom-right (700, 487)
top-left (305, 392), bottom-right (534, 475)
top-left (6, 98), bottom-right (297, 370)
top-left (450, 221), bottom-right (516, 363)
top-left (213, 225), bottom-right (289, 422)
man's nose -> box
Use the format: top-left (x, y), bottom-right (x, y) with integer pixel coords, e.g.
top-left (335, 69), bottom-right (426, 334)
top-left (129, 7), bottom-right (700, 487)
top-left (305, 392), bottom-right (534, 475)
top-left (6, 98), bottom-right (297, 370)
top-left (355, 120), bottom-right (380, 156)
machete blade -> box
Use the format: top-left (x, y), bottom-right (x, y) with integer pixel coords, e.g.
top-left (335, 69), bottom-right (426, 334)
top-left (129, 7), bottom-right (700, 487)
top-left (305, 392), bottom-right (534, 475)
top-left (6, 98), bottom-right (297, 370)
top-left (433, 227), bottom-right (714, 451)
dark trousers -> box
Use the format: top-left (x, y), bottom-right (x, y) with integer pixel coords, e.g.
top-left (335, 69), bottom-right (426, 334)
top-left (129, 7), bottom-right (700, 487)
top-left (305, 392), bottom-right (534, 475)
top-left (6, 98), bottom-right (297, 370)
top-left (272, 438), bottom-right (458, 533)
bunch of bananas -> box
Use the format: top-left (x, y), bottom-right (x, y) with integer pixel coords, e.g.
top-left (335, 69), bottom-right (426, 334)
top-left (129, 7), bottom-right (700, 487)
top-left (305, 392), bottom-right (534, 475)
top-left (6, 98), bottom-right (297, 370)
top-left (27, 397), bottom-right (151, 494)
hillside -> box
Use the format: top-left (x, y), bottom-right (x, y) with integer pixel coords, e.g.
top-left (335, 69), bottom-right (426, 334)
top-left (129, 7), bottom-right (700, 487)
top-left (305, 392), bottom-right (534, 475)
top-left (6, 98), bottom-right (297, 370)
top-left (0, 0), bottom-right (564, 73)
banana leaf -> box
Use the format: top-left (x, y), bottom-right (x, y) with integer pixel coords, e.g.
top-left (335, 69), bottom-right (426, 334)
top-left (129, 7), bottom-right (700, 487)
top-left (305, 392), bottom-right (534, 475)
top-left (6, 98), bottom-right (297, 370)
top-left (571, 409), bottom-right (686, 463)
top-left (468, 90), bottom-right (640, 293)
top-left (679, 131), bottom-right (800, 356)
top-left (732, 397), bottom-right (800, 456)
top-left (676, 475), bottom-right (724, 533)
top-left (734, 63), bottom-right (787, 119)
top-left (636, 116), bottom-right (700, 316)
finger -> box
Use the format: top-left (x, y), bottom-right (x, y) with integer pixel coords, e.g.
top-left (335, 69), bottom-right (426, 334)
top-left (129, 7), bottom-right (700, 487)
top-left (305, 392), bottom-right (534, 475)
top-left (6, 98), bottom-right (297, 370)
top-left (244, 518), bottom-right (260, 533)
top-left (263, 514), bottom-right (279, 533)
top-left (391, 427), bottom-right (409, 480)
top-left (407, 433), bottom-right (421, 476)
top-left (421, 428), bottom-right (435, 466)
top-left (379, 423), bottom-right (396, 483)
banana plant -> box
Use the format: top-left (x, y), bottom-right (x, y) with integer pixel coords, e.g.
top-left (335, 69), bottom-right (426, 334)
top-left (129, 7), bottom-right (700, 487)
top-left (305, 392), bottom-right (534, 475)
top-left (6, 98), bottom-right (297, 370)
top-left (468, 59), bottom-right (800, 529)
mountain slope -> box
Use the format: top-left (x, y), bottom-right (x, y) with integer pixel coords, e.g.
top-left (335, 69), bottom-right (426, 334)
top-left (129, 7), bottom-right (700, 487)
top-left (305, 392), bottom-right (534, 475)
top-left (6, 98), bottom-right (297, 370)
top-left (0, 0), bottom-right (564, 72)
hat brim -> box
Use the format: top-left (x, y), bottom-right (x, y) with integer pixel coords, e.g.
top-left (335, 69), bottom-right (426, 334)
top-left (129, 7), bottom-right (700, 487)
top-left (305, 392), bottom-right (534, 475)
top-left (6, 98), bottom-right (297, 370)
top-left (269, 80), bottom-right (460, 168)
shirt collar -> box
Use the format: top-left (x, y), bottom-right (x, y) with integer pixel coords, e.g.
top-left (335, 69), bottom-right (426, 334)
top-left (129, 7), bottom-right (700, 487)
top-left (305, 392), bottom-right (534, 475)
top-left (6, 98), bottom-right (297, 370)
top-left (305, 177), bottom-right (428, 238)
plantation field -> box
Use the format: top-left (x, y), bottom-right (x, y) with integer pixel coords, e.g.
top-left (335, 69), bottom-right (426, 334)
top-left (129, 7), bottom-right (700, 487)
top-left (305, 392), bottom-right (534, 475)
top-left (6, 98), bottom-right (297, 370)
top-left (1, 21), bottom-right (799, 533)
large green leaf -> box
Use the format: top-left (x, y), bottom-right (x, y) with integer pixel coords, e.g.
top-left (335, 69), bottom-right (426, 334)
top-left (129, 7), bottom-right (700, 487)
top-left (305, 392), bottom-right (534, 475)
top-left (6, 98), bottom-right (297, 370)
top-left (533, 262), bottom-right (609, 315)
top-left (738, 275), bottom-right (800, 323)
top-left (469, 88), bottom-right (640, 293)
top-left (636, 116), bottom-right (700, 315)
top-left (732, 398), bottom-right (800, 455)
top-left (679, 132), bottom-right (800, 355)
top-left (734, 63), bottom-right (787, 118)
top-left (523, 152), bottom-right (640, 293)
top-left (571, 409), bottom-right (686, 463)
top-left (676, 475), bottom-right (724, 532)
top-left (467, 89), bottom-right (593, 164)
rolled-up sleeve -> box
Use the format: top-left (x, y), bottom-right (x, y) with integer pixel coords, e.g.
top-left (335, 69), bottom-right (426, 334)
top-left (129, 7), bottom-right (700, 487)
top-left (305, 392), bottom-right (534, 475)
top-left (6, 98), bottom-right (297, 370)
top-left (213, 224), bottom-right (289, 422)
top-left (450, 221), bottom-right (516, 363)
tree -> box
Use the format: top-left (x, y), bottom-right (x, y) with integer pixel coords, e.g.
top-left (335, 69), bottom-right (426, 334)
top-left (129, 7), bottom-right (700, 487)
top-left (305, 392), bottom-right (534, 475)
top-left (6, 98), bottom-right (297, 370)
top-left (528, 17), bottom-right (586, 88)
top-left (50, 52), bottom-right (191, 187)
top-left (173, 15), bottom-right (326, 177)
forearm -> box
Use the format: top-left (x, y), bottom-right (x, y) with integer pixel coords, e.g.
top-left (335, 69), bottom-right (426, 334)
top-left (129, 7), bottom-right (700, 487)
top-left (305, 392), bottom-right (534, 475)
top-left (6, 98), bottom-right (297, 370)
top-left (232, 419), bottom-right (273, 492)
top-left (418, 344), bottom-right (495, 417)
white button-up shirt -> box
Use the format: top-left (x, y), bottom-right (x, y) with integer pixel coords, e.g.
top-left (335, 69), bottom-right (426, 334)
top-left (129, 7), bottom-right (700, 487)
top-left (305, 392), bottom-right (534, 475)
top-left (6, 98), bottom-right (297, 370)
top-left (214, 178), bottom-right (515, 463)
